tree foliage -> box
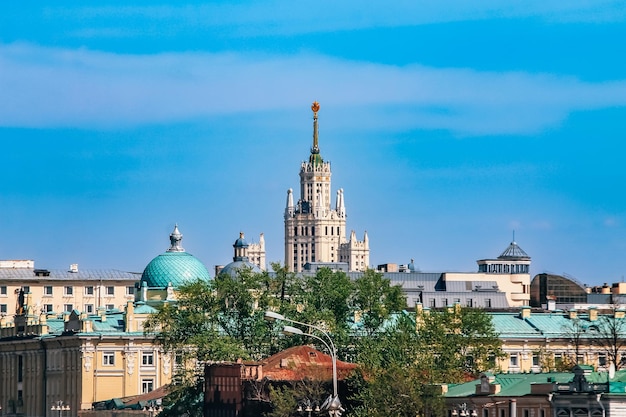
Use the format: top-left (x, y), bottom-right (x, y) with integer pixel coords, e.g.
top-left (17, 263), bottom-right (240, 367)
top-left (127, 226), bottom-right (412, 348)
top-left (144, 265), bottom-right (501, 417)
top-left (593, 307), bottom-right (626, 370)
top-left (351, 269), bottom-right (407, 337)
top-left (350, 304), bottom-right (502, 417)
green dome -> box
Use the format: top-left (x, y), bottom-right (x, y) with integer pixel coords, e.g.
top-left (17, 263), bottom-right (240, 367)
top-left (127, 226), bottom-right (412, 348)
top-left (141, 252), bottom-right (210, 288)
top-left (140, 225), bottom-right (211, 288)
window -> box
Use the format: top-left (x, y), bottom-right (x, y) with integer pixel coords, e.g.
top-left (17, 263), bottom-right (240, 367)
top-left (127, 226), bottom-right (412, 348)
top-left (85, 304), bottom-right (94, 314)
top-left (22, 286), bottom-right (30, 294)
top-left (429, 298), bottom-right (436, 308)
top-left (85, 286), bottom-right (94, 296)
top-left (0, 304), bottom-right (7, 314)
top-left (126, 286), bottom-right (135, 296)
top-left (524, 410), bottom-right (529, 417)
top-left (43, 304), bottom-right (53, 313)
top-left (103, 352), bottom-right (115, 365)
top-left (454, 298), bottom-right (461, 304)
top-left (64, 304), bottom-right (73, 312)
top-left (106, 304), bottom-right (115, 311)
top-left (500, 409), bottom-right (506, 417)
top-left (0, 286), bottom-right (6, 295)
top-left (467, 299), bottom-right (473, 307)
top-left (44, 286), bottom-right (53, 296)
top-left (532, 354), bottom-right (540, 367)
top-left (483, 410), bottom-right (489, 417)
top-left (142, 352), bottom-right (154, 366)
top-left (485, 299), bottom-right (492, 308)
top-left (64, 286), bottom-right (73, 296)
top-left (510, 354), bottom-right (519, 367)
top-left (599, 354), bottom-right (607, 366)
top-left (142, 379), bottom-right (154, 393)
top-left (106, 286), bottom-right (114, 296)
top-left (18, 355), bottom-right (23, 382)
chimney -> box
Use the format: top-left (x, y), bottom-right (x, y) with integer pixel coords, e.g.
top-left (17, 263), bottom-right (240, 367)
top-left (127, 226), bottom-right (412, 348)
top-left (589, 307), bottom-right (598, 321)
top-left (569, 309), bottom-right (578, 320)
top-left (520, 306), bottom-right (531, 319)
top-left (125, 301), bottom-right (135, 332)
top-left (98, 307), bottom-right (107, 322)
top-left (69, 263), bottom-right (79, 273)
top-left (615, 309), bottom-right (625, 319)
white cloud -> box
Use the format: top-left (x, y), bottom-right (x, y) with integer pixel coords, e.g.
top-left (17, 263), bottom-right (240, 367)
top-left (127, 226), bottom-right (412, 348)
top-left (1, 43), bottom-right (626, 134)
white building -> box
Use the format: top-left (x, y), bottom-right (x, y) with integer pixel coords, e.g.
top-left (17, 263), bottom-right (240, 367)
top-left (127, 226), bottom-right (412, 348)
top-left (283, 102), bottom-right (369, 272)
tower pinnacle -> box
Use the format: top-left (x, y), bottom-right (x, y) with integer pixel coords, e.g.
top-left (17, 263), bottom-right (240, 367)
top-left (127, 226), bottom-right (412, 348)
top-left (167, 224), bottom-right (185, 253)
top-left (310, 101), bottom-right (322, 165)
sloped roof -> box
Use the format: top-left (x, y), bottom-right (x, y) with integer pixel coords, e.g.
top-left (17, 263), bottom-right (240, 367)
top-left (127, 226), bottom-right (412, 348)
top-left (490, 311), bottom-right (626, 339)
top-left (0, 268), bottom-right (140, 281)
top-left (446, 372), bottom-right (572, 397)
top-left (498, 241), bottom-right (530, 260)
top-left (262, 345), bottom-right (356, 382)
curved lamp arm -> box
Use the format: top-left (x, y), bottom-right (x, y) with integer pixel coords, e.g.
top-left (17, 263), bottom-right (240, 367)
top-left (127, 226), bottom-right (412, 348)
top-left (267, 311), bottom-right (341, 409)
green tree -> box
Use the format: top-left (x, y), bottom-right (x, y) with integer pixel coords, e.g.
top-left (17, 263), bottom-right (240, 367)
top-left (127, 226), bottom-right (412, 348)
top-left (416, 305), bottom-right (503, 381)
top-left (349, 305), bottom-right (502, 417)
top-left (561, 316), bottom-right (587, 364)
top-left (143, 271), bottom-right (279, 416)
top-left (593, 307), bottom-right (626, 370)
top-left (351, 269), bottom-right (406, 336)
top-left (348, 362), bottom-right (445, 417)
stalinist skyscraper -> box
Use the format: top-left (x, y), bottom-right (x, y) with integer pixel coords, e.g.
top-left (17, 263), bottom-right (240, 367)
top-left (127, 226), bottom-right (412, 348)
top-left (284, 102), bottom-right (369, 272)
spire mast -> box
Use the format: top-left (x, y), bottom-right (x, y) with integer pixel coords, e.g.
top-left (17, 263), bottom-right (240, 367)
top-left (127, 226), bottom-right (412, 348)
top-left (311, 101), bottom-right (320, 154)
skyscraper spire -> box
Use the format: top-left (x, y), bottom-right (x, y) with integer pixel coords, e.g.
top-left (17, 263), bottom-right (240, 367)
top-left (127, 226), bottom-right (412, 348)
top-left (309, 101), bottom-right (323, 165)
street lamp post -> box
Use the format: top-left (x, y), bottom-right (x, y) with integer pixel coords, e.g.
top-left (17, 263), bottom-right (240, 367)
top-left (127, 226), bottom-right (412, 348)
top-left (297, 399), bottom-right (321, 417)
top-left (265, 311), bottom-right (344, 416)
top-left (452, 403), bottom-right (477, 417)
top-left (144, 404), bottom-right (162, 417)
top-left (50, 401), bottom-right (70, 417)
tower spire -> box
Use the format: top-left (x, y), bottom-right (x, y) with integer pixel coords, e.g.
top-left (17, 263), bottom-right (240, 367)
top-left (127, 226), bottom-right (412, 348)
top-left (309, 101), bottom-right (323, 165)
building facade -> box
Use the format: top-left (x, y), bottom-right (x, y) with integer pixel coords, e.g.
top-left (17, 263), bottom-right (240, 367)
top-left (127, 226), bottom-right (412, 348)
top-left (0, 225), bottom-right (213, 417)
top-left (283, 102), bottom-right (369, 272)
top-left (0, 298), bottom-right (170, 417)
top-left (0, 263), bottom-right (139, 317)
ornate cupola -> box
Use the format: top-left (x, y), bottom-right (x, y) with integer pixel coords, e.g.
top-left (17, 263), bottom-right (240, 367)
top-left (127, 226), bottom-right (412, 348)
top-left (233, 232), bottom-right (250, 262)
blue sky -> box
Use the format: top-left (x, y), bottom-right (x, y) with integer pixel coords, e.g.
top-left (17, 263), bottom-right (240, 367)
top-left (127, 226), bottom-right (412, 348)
top-left (1, 1), bottom-right (625, 286)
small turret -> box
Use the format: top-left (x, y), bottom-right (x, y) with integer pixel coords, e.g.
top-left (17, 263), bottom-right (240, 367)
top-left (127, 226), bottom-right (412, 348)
top-left (315, 191), bottom-right (325, 218)
top-left (167, 224), bottom-right (185, 253)
top-left (285, 188), bottom-right (295, 218)
top-left (336, 188), bottom-right (346, 218)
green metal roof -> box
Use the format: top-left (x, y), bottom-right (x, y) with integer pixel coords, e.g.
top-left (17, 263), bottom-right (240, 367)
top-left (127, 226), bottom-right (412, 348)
top-left (141, 251), bottom-right (210, 288)
top-left (490, 311), bottom-right (626, 340)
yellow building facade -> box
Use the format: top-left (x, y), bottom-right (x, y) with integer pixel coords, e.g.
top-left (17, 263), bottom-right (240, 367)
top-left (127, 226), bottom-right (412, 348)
top-left (487, 307), bottom-right (626, 373)
top-left (0, 299), bottom-right (171, 417)
top-left (0, 262), bottom-right (139, 317)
